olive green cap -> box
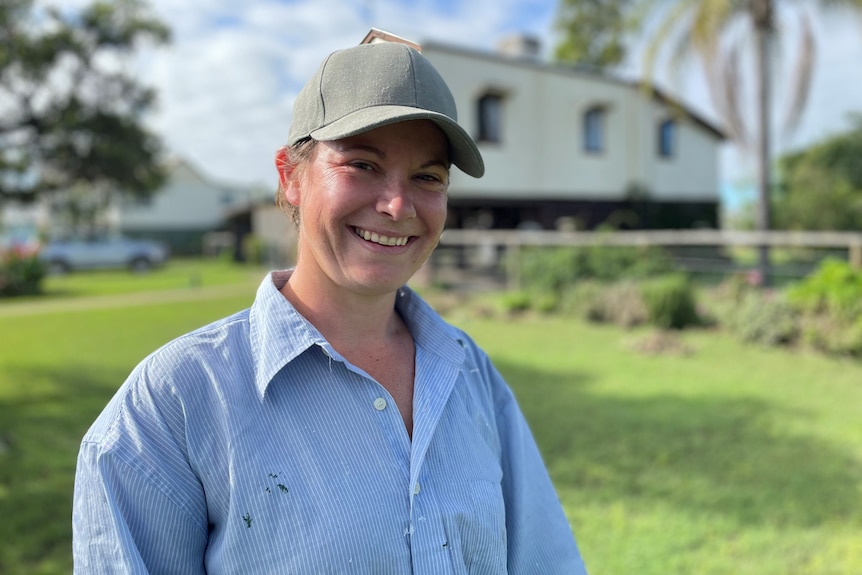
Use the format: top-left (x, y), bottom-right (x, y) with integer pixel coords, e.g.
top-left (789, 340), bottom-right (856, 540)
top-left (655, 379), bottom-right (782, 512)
top-left (288, 42), bottom-right (485, 178)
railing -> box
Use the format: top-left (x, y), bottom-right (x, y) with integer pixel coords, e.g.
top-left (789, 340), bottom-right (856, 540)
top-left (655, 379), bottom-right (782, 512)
top-left (432, 229), bottom-right (862, 290)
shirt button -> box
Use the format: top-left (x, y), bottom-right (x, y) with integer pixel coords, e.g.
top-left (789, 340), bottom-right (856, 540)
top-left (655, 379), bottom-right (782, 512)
top-left (413, 482), bottom-right (421, 495)
top-left (373, 398), bottom-right (387, 411)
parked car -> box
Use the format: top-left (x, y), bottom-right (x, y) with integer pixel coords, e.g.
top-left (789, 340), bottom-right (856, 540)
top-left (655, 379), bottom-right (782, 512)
top-left (39, 234), bottom-right (169, 274)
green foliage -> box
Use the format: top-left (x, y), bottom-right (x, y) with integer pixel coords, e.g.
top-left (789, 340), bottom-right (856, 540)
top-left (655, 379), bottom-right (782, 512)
top-left (781, 115), bottom-right (862, 191)
top-left (242, 234), bottom-right (265, 264)
top-left (516, 244), bottom-right (676, 297)
top-left (553, 0), bottom-right (635, 69)
top-left (561, 279), bottom-right (647, 328)
top-left (728, 291), bottom-right (799, 347)
top-left (775, 137), bottom-right (862, 230)
top-left (0, 246), bottom-right (45, 297)
top-left (785, 258), bottom-right (862, 356)
top-left (799, 314), bottom-right (862, 358)
top-left (639, 274), bottom-right (699, 330)
top-left (786, 258), bottom-right (862, 321)
top-left (499, 290), bottom-right (532, 314)
top-left (0, 0), bottom-right (170, 204)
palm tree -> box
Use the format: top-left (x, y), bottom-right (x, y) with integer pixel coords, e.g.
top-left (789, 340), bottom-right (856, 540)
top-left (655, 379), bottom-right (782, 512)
top-left (643, 0), bottom-right (862, 286)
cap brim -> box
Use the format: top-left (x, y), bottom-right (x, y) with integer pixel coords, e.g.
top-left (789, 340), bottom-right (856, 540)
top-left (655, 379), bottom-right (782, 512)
top-left (308, 105), bottom-right (485, 178)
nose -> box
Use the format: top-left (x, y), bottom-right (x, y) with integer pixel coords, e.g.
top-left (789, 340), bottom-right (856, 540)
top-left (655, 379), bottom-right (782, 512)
top-left (377, 177), bottom-right (416, 221)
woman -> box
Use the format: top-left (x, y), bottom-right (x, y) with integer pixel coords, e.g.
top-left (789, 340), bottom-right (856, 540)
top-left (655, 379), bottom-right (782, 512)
top-left (73, 41), bottom-right (588, 574)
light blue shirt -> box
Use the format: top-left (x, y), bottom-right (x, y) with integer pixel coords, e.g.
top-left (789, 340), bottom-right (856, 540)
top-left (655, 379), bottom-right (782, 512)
top-left (73, 271), bottom-right (587, 574)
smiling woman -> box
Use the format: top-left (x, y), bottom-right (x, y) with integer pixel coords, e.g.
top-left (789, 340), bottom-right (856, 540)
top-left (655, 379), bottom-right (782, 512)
top-left (279, 120), bottom-right (450, 300)
top-left (72, 41), bottom-right (588, 574)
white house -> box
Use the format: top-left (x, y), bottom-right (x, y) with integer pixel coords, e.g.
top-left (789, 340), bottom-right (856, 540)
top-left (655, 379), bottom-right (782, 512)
top-left (363, 29), bottom-right (725, 231)
top-left (1, 157), bottom-right (262, 256)
top-left (112, 157), bottom-right (266, 255)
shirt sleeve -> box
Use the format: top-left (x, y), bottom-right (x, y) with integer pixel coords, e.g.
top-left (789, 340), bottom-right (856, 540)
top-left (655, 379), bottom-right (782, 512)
top-left (480, 352), bottom-right (589, 574)
top-left (72, 363), bottom-right (209, 574)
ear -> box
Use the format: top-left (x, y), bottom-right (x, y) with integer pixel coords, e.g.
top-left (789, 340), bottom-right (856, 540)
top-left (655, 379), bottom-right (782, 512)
top-left (275, 146), bottom-right (301, 207)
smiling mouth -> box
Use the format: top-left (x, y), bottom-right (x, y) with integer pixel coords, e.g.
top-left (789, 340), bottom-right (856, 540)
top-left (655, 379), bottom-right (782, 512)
top-left (354, 227), bottom-right (410, 247)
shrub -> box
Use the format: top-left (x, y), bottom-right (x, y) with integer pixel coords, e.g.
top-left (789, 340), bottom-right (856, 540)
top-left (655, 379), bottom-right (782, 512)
top-left (640, 274), bottom-right (699, 330)
top-left (499, 291), bottom-right (532, 314)
top-left (559, 280), bottom-right (605, 321)
top-left (728, 291), bottom-right (799, 347)
top-left (784, 259), bottom-right (862, 356)
top-left (562, 280), bottom-right (648, 328)
top-left (515, 244), bottom-right (676, 297)
top-left (0, 245), bottom-right (46, 297)
top-left (786, 258), bottom-right (862, 321)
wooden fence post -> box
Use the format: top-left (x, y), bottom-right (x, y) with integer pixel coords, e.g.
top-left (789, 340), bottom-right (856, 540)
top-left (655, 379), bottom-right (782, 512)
top-left (850, 243), bottom-right (862, 269)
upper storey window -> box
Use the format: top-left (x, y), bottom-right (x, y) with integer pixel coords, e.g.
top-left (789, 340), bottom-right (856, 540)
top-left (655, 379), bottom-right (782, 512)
top-left (583, 107), bottom-right (605, 153)
top-left (659, 119), bottom-right (676, 158)
top-left (477, 93), bottom-right (504, 144)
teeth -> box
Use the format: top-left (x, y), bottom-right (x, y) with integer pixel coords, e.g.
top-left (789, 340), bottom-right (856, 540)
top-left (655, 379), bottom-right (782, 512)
top-left (356, 227), bottom-right (408, 247)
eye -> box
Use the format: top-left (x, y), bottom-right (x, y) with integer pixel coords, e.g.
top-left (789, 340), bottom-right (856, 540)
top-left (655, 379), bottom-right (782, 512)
top-left (349, 161), bottom-right (375, 171)
top-left (416, 170), bottom-right (449, 186)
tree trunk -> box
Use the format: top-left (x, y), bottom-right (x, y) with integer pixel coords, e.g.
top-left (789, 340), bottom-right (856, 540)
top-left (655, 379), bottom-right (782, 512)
top-left (753, 0), bottom-right (773, 286)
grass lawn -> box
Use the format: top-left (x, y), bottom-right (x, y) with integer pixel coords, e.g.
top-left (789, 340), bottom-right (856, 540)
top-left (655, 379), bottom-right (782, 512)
top-left (1, 269), bottom-right (861, 573)
top-left (458, 316), bottom-right (862, 575)
top-left (0, 257), bottom-right (268, 304)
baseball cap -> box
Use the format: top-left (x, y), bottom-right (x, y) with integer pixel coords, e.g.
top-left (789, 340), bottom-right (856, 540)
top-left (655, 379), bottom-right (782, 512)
top-left (288, 42), bottom-right (485, 178)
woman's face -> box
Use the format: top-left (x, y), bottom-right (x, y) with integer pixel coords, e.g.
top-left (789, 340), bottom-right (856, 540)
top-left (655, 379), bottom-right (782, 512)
top-left (284, 119), bottom-right (450, 297)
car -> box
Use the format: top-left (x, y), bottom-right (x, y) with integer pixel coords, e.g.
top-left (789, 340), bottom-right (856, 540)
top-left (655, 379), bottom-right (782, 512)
top-left (39, 234), bottom-right (169, 274)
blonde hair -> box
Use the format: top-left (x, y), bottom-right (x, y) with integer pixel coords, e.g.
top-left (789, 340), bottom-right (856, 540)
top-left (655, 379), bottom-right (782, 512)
top-left (275, 139), bottom-right (317, 228)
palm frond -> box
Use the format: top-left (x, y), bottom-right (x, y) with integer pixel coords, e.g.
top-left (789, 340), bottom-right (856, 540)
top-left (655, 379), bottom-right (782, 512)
top-left (782, 10), bottom-right (815, 138)
top-left (642, 0), bottom-right (698, 85)
top-left (721, 41), bottom-right (750, 148)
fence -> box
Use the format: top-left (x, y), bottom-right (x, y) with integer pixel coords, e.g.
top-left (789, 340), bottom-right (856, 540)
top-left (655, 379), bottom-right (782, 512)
top-left (430, 229), bottom-right (862, 290)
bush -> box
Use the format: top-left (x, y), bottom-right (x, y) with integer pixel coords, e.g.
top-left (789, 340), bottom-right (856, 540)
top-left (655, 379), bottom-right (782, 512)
top-left (640, 274), bottom-right (699, 330)
top-left (499, 291), bottom-right (532, 314)
top-left (783, 259), bottom-right (862, 356)
top-left (515, 244), bottom-right (676, 296)
top-left (561, 280), bottom-right (647, 328)
top-left (0, 245), bottom-right (46, 297)
top-left (786, 258), bottom-right (862, 322)
top-left (798, 314), bottom-right (862, 357)
top-left (728, 291), bottom-right (799, 347)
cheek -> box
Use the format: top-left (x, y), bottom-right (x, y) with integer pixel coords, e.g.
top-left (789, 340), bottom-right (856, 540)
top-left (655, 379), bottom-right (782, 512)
top-left (423, 194), bottom-right (448, 227)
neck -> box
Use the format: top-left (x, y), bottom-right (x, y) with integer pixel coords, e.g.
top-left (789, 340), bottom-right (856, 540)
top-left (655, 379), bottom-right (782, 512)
top-left (280, 269), bottom-right (403, 345)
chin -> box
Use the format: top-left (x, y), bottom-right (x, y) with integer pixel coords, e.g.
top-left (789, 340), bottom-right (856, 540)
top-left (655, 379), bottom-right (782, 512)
top-left (346, 269), bottom-right (412, 295)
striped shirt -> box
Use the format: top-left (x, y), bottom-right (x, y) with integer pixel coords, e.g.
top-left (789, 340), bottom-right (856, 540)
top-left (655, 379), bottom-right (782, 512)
top-left (73, 271), bottom-right (587, 574)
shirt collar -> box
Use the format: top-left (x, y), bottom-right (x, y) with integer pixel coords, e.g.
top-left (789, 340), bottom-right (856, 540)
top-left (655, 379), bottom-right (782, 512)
top-left (248, 271), bottom-right (466, 400)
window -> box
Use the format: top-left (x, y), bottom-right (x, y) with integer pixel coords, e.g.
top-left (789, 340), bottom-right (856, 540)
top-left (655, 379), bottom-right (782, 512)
top-left (659, 119), bottom-right (676, 158)
top-left (583, 107), bottom-right (605, 153)
top-left (477, 93), bottom-right (504, 143)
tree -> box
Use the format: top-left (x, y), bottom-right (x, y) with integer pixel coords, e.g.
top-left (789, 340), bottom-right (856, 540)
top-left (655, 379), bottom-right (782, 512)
top-left (554, 0), bottom-right (636, 69)
top-left (0, 0), bottom-right (170, 212)
top-left (774, 116), bottom-right (862, 231)
top-left (641, 0), bottom-right (862, 285)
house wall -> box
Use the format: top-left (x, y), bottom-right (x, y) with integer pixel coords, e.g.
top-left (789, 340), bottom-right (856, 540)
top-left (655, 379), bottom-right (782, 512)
top-left (423, 46), bottom-right (721, 207)
top-left (252, 205), bottom-right (297, 266)
top-left (644, 100), bottom-right (721, 200)
top-left (119, 161), bottom-right (241, 231)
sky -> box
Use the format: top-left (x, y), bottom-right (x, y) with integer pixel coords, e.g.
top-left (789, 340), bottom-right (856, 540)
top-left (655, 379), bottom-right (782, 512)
top-left (49, 0), bottom-right (862, 207)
